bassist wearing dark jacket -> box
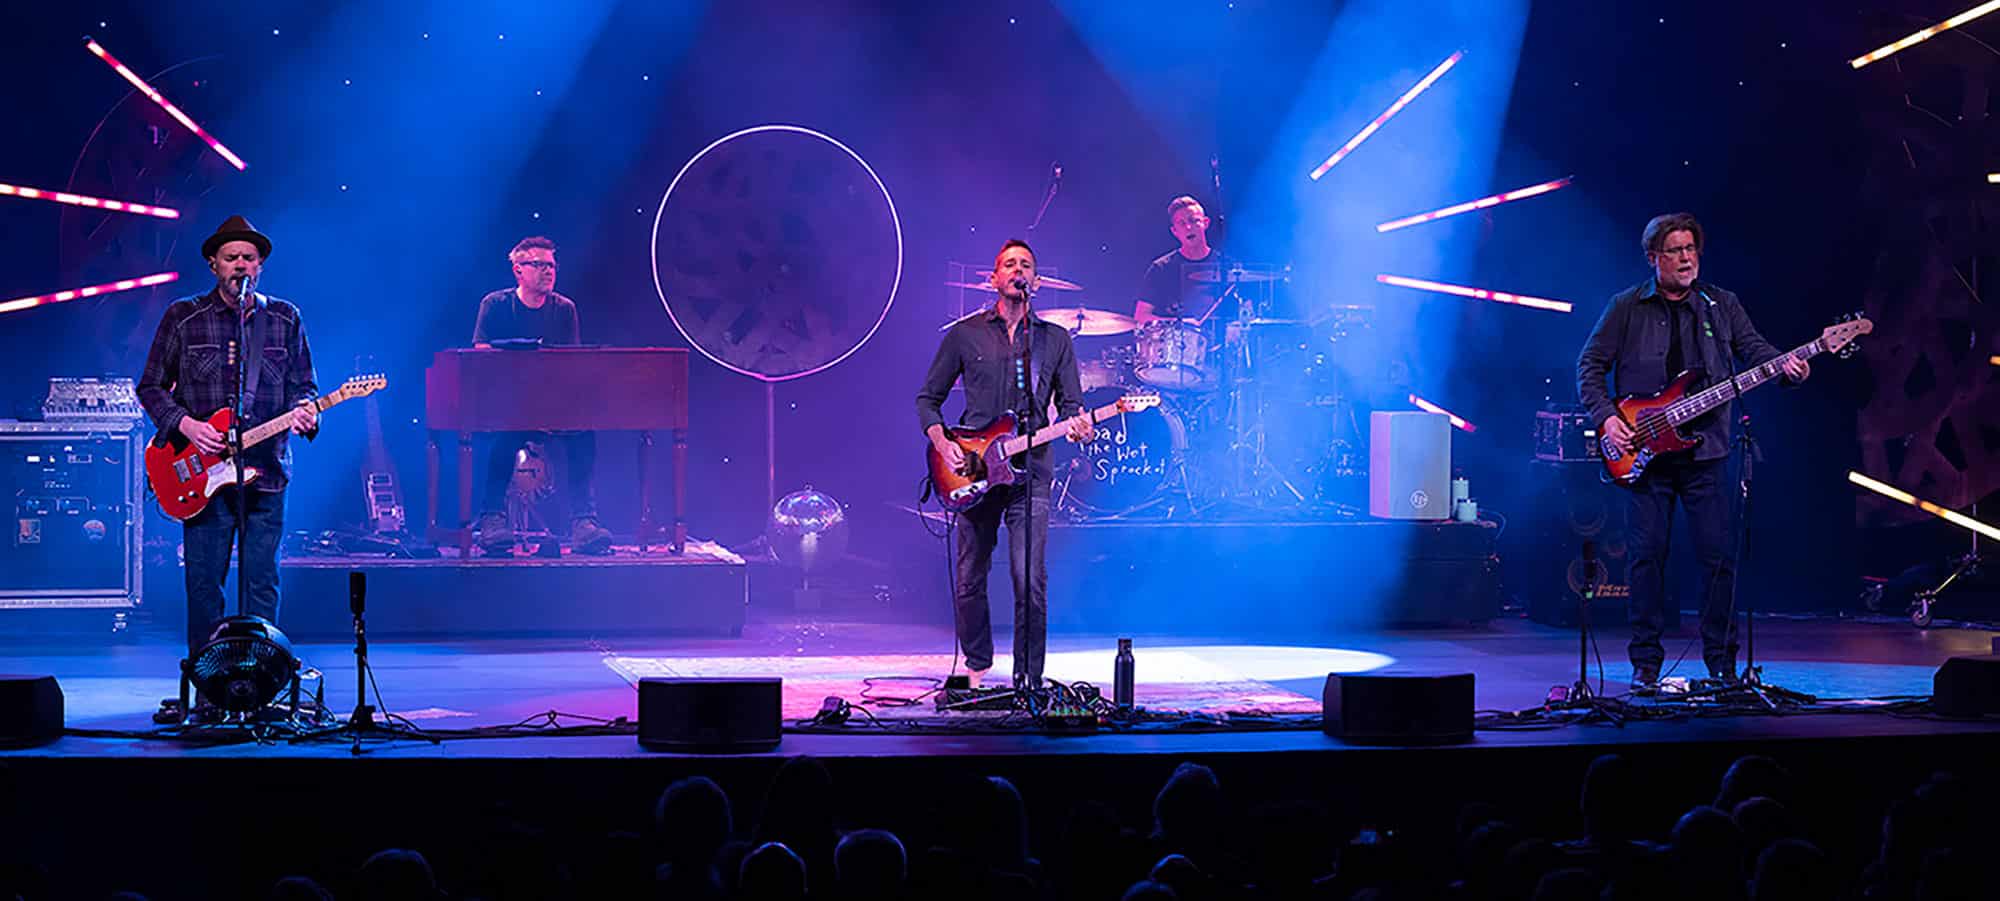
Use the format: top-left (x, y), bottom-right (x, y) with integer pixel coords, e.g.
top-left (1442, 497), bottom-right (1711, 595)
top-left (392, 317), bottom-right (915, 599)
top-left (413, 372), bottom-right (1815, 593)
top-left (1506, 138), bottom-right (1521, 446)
top-left (1575, 213), bottom-right (1807, 690)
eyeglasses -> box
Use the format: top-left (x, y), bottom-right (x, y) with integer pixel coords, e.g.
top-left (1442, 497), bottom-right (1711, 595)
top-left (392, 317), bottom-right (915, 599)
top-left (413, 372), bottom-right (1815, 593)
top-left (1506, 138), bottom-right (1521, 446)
top-left (1655, 245), bottom-right (1699, 259)
top-left (516, 260), bottom-right (557, 271)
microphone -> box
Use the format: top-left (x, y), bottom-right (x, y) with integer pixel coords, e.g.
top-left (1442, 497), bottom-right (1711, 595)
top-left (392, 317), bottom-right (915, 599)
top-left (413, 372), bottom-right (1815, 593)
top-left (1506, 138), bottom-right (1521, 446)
top-left (1581, 540), bottom-right (1600, 598)
top-left (1051, 161), bottom-right (1063, 182)
top-left (233, 273), bottom-right (251, 301)
top-left (1011, 276), bottom-right (1029, 295)
top-left (349, 571), bottom-right (367, 617)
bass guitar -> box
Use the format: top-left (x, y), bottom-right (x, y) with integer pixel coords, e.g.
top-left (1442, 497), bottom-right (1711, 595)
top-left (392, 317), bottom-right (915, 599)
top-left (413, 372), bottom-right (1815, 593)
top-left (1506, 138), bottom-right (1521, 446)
top-left (928, 392), bottom-right (1160, 511)
top-left (1601, 316), bottom-right (1869, 485)
top-left (146, 374), bottom-right (387, 520)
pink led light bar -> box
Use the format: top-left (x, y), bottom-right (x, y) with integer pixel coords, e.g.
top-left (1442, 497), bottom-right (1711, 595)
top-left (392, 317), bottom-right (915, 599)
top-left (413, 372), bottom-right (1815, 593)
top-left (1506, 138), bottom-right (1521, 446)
top-left (0, 182), bottom-right (179, 219)
top-left (1408, 393), bottom-right (1476, 433)
top-left (0, 271), bottom-right (179, 315)
top-left (1309, 51), bottom-right (1463, 181)
top-left (1376, 274), bottom-right (1573, 313)
top-left (1849, 1), bottom-right (2000, 69)
top-left (84, 38), bottom-right (247, 171)
top-left (1376, 176), bottom-right (1572, 233)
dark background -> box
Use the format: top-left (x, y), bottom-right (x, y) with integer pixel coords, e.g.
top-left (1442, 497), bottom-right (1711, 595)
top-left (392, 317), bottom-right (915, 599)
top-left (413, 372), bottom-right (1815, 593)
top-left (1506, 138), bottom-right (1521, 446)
top-left (3, 0), bottom-right (1995, 622)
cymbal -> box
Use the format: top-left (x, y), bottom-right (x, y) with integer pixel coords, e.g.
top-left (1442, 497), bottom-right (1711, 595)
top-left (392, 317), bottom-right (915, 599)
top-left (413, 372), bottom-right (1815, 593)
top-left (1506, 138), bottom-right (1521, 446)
top-left (1035, 307), bottom-right (1136, 336)
top-left (944, 274), bottom-right (1085, 292)
top-left (1188, 268), bottom-right (1284, 284)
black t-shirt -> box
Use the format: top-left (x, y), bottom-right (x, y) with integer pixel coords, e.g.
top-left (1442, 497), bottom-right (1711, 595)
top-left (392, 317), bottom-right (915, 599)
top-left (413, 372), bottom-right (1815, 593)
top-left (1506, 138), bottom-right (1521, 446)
top-left (1664, 296), bottom-right (1693, 377)
top-left (1138, 247), bottom-right (1233, 320)
top-left (472, 289), bottom-right (581, 345)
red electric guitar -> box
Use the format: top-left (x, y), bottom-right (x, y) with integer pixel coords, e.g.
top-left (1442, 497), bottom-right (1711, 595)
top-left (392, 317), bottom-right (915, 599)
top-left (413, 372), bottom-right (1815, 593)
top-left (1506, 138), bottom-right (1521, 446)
top-left (1600, 316), bottom-right (1870, 486)
top-left (928, 392), bottom-right (1160, 511)
top-left (145, 374), bottom-right (387, 520)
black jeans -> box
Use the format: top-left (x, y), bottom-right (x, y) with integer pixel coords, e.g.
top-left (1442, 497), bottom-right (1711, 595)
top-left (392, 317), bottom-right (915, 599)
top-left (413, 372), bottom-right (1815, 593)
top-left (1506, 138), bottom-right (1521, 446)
top-left (479, 431), bottom-right (597, 519)
top-left (183, 486), bottom-right (285, 658)
top-left (952, 480), bottom-right (1050, 685)
top-left (1626, 456), bottom-right (1738, 675)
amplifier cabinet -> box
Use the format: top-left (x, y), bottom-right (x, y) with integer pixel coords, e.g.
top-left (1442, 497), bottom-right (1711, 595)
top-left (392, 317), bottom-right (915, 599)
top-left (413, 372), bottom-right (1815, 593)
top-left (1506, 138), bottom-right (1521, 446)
top-left (0, 419), bottom-right (144, 610)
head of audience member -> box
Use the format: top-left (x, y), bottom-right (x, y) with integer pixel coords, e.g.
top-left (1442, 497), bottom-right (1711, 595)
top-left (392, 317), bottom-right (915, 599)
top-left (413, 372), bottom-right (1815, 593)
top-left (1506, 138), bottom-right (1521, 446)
top-left (738, 841), bottom-right (808, 901)
top-left (1730, 797), bottom-right (1798, 859)
top-left (1747, 839), bottom-right (1829, 901)
top-left (756, 756), bottom-right (838, 875)
top-left (1152, 762), bottom-right (1224, 852)
top-left (655, 776), bottom-right (734, 874)
top-left (267, 876), bottom-right (335, 901)
top-left (969, 775), bottom-right (1031, 873)
top-left (1715, 755), bottom-right (1792, 810)
top-left (834, 829), bottom-right (907, 900)
top-left (1580, 754), bottom-right (1646, 843)
top-left (1532, 867), bottom-right (1604, 901)
top-left (356, 848), bottom-right (442, 901)
top-left (1122, 879), bottom-right (1180, 901)
top-left (1669, 806), bottom-right (1747, 896)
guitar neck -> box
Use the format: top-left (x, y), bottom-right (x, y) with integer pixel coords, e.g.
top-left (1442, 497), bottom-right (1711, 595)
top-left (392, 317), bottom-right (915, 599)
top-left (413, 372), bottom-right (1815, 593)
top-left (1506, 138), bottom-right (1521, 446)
top-left (1666, 339), bottom-right (1823, 427)
top-left (237, 391), bottom-right (346, 450)
top-left (996, 397), bottom-right (1131, 457)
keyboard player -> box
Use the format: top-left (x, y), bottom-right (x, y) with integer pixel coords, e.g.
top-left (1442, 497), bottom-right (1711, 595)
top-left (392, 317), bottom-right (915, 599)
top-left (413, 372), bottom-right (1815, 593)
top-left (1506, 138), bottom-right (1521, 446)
top-left (468, 236), bottom-right (611, 555)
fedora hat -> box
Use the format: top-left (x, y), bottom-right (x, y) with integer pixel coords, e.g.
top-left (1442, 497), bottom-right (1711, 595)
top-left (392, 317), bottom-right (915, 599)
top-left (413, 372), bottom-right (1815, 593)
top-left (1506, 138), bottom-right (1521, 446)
top-left (200, 215), bottom-right (273, 260)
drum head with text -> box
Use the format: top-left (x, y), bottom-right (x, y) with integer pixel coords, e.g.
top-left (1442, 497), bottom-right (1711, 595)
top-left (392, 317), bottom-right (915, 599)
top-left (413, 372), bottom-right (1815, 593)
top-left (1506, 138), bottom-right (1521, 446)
top-left (1052, 388), bottom-right (1185, 515)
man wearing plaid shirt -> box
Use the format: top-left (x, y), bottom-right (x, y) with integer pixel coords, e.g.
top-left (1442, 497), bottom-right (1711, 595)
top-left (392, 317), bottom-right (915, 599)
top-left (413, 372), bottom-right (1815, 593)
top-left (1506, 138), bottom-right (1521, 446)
top-left (138, 216), bottom-right (319, 666)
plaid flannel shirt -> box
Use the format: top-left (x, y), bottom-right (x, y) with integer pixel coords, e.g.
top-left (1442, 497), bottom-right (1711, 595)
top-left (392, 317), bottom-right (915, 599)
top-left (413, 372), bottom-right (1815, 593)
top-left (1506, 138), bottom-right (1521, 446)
top-left (138, 289), bottom-right (319, 491)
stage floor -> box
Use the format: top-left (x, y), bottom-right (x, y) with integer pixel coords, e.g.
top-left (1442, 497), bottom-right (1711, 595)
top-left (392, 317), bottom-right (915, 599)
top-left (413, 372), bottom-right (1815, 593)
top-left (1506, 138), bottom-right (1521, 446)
top-left (4, 613), bottom-right (1997, 760)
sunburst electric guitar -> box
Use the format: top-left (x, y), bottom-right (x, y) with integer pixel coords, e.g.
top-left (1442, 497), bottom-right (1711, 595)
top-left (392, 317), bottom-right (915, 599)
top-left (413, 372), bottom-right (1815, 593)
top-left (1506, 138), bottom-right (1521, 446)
top-left (146, 374), bottom-right (387, 520)
top-left (1601, 316), bottom-right (1870, 486)
top-left (928, 392), bottom-right (1161, 511)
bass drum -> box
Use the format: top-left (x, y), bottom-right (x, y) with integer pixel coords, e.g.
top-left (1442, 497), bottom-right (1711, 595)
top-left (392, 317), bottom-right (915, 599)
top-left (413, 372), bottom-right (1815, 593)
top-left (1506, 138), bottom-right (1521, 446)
top-left (1051, 387), bottom-right (1186, 517)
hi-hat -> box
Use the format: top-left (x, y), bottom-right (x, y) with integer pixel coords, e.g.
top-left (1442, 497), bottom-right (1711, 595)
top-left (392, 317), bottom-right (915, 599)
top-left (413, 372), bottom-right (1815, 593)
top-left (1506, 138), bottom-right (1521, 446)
top-left (1189, 268), bottom-right (1283, 284)
top-left (944, 274), bottom-right (1085, 292)
top-left (1035, 307), bottom-right (1135, 336)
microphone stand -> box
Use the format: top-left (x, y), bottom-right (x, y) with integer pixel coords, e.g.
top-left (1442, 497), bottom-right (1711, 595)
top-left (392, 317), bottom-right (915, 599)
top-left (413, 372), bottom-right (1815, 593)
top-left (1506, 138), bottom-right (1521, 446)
top-left (229, 277), bottom-right (252, 635)
top-left (1015, 281), bottom-right (1039, 696)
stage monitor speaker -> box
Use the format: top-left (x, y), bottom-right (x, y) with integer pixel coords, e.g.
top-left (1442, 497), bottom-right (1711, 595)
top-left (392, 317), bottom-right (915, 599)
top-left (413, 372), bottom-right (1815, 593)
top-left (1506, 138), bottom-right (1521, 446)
top-left (1369, 412), bottom-right (1450, 520)
top-left (638, 677), bottom-right (781, 752)
top-left (1933, 655), bottom-right (2000, 717)
top-left (1322, 671), bottom-right (1473, 745)
top-left (0, 674), bottom-right (63, 748)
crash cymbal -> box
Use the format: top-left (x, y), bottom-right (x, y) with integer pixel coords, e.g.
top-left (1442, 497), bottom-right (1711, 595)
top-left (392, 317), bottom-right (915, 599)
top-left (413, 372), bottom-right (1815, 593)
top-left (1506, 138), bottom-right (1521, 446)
top-left (1034, 307), bottom-right (1136, 336)
top-left (1188, 268), bottom-right (1284, 284)
top-left (944, 274), bottom-right (1085, 292)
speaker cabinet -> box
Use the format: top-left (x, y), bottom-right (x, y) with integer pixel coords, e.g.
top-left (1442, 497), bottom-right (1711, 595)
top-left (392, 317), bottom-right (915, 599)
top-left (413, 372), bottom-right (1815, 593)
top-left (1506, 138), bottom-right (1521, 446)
top-left (1521, 462), bottom-right (1678, 630)
top-left (637, 677), bottom-right (781, 753)
top-left (1369, 412), bottom-right (1450, 520)
top-left (1322, 671), bottom-right (1473, 745)
top-left (1934, 655), bottom-right (2000, 717)
top-left (0, 674), bottom-right (63, 749)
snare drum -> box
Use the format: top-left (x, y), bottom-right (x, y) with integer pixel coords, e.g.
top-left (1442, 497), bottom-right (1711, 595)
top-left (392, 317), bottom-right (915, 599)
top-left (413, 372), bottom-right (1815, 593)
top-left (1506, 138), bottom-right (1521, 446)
top-left (1052, 387), bottom-right (1187, 516)
top-left (1134, 320), bottom-right (1213, 390)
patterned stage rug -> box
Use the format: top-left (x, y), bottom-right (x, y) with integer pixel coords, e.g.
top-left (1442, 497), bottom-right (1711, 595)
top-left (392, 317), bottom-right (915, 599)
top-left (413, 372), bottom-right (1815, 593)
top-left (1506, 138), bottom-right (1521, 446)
top-left (603, 649), bottom-right (1322, 719)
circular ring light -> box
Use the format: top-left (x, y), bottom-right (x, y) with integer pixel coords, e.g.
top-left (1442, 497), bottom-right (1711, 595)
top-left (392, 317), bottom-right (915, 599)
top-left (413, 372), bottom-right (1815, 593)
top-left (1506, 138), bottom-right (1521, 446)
top-left (651, 125), bottom-right (903, 382)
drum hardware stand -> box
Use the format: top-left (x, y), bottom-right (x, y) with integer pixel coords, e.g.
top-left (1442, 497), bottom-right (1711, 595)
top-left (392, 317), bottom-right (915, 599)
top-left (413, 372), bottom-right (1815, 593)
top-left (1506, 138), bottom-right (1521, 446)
top-left (1907, 501), bottom-right (1986, 629)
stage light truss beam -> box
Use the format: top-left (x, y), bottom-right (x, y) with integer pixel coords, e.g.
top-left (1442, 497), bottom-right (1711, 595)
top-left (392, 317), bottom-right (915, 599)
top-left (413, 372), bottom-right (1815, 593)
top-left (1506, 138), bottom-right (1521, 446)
top-left (0, 182), bottom-right (179, 218)
top-left (1848, 471), bottom-right (2000, 541)
top-left (1375, 274), bottom-right (1573, 313)
top-left (0, 272), bottom-right (179, 315)
top-left (1309, 51), bottom-right (1463, 181)
top-left (1850, 1), bottom-right (2000, 69)
top-left (1376, 176), bottom-right (1572, 233)
top-left (84, 38), bottom-right (247, 171)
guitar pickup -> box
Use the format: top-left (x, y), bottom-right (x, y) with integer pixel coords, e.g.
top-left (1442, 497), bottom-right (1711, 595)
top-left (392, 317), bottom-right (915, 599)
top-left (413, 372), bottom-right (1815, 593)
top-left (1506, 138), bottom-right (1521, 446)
top-left (948, 480), bottom-right (989, 503)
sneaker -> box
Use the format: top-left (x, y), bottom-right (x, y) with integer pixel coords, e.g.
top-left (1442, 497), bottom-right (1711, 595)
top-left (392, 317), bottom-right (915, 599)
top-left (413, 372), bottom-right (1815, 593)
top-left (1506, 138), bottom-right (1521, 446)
top-left (475, 512), bottom-right (515, 555)
top-left (1629, 666), bottom-right (1661, 694)
top-left (570, 516), bottom-right (613, 555)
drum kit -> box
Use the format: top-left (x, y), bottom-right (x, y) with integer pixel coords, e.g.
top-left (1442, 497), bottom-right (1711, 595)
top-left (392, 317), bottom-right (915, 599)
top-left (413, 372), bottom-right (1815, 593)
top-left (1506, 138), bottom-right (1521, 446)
top-left (940, 265), bottom-right (1375, 520)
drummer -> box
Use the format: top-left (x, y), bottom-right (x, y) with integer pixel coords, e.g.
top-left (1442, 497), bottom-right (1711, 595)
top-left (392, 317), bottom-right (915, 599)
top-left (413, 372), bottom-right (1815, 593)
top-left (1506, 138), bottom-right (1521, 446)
top-left (1133, 195), bottom-right (1239, 332)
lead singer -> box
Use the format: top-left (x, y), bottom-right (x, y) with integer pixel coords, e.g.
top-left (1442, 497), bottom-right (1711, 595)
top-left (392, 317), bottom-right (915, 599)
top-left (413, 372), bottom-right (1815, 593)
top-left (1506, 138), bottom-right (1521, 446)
top-left (916, 239), bottom-right (1091, 689)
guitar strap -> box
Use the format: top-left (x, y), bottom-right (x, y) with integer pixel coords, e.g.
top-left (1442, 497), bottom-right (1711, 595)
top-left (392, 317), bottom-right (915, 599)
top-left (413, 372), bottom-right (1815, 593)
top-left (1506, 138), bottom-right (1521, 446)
top-left (239, 298), bottom-right (273, 411)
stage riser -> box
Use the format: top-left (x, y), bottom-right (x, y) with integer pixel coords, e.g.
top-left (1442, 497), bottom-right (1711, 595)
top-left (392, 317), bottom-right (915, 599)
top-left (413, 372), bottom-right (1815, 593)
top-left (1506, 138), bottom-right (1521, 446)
top-left (1022, 521), bottom-right (1499, 632)
top-left (275, 561), bottom-right (747, 639)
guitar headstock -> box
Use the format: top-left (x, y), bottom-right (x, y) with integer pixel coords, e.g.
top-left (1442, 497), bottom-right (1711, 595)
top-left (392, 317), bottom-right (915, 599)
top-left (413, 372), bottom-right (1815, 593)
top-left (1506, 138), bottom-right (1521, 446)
top-left (1117, 392), bottom-right (1161, 414)
top-left (336, 373), bottom-right (388, 400)
top-left (1822, 314), bottom-right (1872, 359)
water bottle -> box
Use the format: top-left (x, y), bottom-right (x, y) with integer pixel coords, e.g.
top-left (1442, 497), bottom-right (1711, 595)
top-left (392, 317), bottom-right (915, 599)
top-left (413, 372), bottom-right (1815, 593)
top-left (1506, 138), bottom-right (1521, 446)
top-left (1114, 638), bottom-right (1135, 708)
